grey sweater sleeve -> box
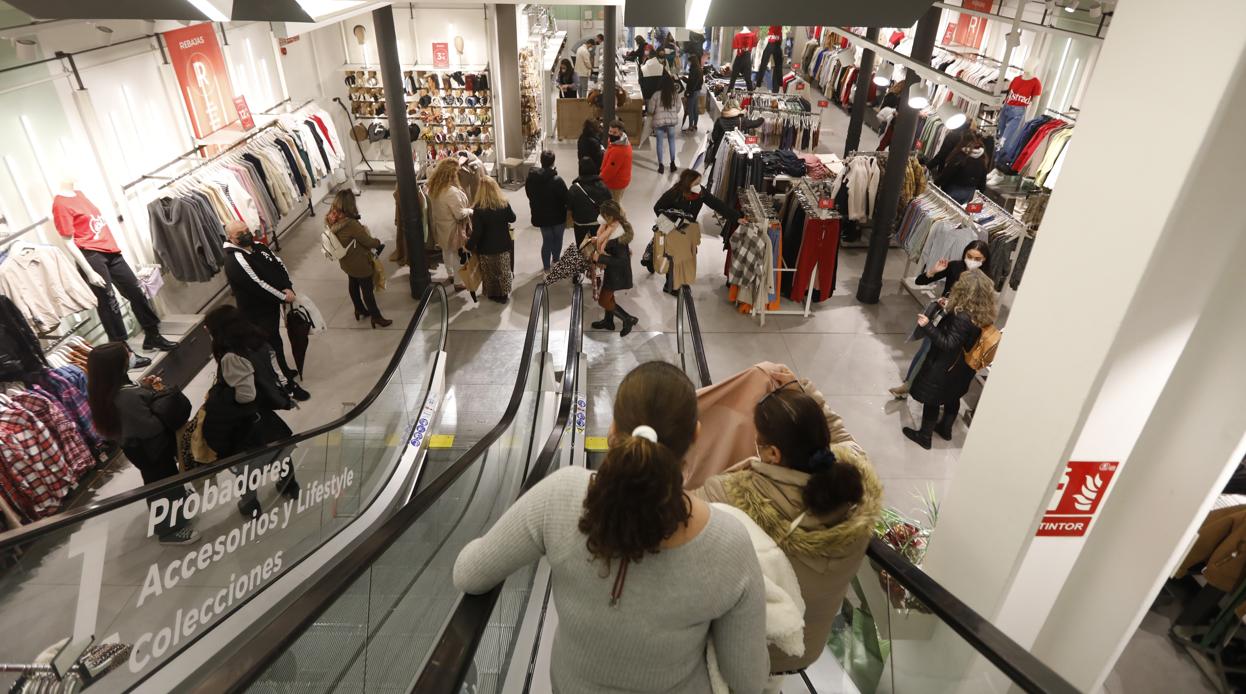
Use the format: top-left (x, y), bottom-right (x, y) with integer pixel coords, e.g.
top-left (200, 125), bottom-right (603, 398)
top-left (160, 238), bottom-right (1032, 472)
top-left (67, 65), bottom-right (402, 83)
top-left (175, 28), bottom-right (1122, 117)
top-left (453, 470), bottom-right (558, 595)
top-left (221, 353), bottom-right (257, 404)
top-left (710, 521), bottom-right (769, 693)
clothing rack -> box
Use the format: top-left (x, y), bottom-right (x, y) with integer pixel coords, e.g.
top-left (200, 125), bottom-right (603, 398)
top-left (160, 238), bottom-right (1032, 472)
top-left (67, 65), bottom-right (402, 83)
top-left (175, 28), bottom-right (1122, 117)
top-left (742, 186), bottom-right (820, 325)
top-left (900, 183), bottom-right (981, 305)
top-left (1044, 107), bottom-right (1078, 123)
top-left (0, 216), bottom-right (49, 250)
top-left (258, 98), bottom-right (316, 115)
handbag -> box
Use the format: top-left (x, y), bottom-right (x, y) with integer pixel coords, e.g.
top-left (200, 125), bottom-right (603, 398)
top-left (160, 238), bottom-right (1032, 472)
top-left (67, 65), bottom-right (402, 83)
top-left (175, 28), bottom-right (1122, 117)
top-left (372, 256), bottom-right (388, 291)
top-left (177, 407), bottom-right (217, 469)
top-left (828, 577), bottom-right (890, 694)
top-left (150, 388), bottom-right (192, 431)
top-left (458, 253), bottom-right (483, 293)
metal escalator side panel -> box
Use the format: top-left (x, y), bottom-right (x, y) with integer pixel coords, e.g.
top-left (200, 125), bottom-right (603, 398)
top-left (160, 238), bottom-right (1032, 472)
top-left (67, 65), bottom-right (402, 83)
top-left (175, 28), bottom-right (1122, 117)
top-left (677, 286), bottom-right (713, 388)
top-left (182, 285), bottom-right (555, 692)
top-left (0, 286), bottom-right (450, 694)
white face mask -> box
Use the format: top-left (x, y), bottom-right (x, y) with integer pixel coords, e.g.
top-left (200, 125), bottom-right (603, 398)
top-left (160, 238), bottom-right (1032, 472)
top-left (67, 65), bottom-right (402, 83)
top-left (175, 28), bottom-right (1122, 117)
top-left (964, 259), bottom-right (984, 270)
top-left (690, 183), bottom-right (703, 194)
top-left (965, 147), bottom-right (985, 159)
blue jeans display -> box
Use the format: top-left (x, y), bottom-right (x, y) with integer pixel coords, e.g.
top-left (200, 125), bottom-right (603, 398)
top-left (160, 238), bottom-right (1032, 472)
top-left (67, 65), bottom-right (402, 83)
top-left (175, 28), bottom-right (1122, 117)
top-left (655, 125), bottom-right (677, 164)
top-left (539, 225), bottom-right (564, 271)
top-left (685, 90), bottom-right (701, 129)
top-left (996, 104), bottom-right (1026, 153)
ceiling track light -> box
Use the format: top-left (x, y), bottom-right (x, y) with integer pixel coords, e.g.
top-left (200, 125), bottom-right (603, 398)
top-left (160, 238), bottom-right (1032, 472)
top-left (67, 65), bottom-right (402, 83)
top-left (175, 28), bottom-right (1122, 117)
top-left (685, 0), bottom-right (712, 29)
top-left (935, 102), bottom-right (966, 129)
top-left (1065, 0), bottom-right (1081, 13)
top-left (873, 62), bottom-right (891, 87)
top-left (91, 23), bottom-right (115, 47)
top-left (908, 82), bottom-right (931, 109)
top-left (14, 37), bottom-right (37, 61)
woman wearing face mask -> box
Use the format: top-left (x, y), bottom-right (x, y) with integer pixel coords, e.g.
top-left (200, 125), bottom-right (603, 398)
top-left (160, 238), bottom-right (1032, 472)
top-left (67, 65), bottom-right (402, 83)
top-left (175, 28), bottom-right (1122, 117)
top-left (890, 241), bottom-right (990, 399)
top-left (935, 134), bottom-right (991, 204)
top-left (653, 169), bottom-right (743, 296)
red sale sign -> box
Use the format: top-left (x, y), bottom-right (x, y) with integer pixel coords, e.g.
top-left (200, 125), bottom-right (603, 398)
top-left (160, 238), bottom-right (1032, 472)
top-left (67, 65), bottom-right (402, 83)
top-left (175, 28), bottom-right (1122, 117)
top-left (818, 100), bottom-right (829, 108)
top-left (163, 22), bottom-right (237, 138)
top-left (1036, 461), bottom-right (1119, 537)
top-left (796, 82), bottom-right (806, 90)
top-left (744, 135), bottom-right (759, 145)
top-left (432, 42), bottom-right (450, 68)
top-left (233, 96), bottom-right (255, 131)
top-left (966, 202), bottom-right (984, 213)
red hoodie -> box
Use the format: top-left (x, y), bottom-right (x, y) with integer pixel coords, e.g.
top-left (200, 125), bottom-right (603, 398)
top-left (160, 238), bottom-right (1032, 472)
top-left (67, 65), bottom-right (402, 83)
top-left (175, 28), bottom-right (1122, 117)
top-left (600, 137), bottom-right (633, 191)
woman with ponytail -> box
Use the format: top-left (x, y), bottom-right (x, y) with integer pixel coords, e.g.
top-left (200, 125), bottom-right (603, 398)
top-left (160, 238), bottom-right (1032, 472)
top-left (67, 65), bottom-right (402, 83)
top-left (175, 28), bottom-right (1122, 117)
top-left (694, 383), bottom-right (882, 681)
top-left (455, 361), bottom-right (766, 693)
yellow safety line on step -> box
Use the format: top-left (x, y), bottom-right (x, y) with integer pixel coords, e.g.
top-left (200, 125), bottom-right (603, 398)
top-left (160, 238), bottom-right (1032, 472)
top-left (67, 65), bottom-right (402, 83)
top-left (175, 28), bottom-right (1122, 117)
top-left (585, 436), bottom-right (609, 452)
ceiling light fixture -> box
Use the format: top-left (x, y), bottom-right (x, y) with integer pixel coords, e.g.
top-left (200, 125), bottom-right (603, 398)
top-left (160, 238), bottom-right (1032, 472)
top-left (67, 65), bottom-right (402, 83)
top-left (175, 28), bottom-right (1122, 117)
top-left (873, 62), bottom-right (891, 87)
top-left (936, 102), bottom-right (966, 129)
top-left (14, 37), bottom-right (37, 61)
top-left (186, 0), bottom-right (229, 22)
top-left (685, 0), bottom-right (712, 29)
top-left (93, 24), bottom-right (115, 47)
top-left (1064, 0), bottom-right (1080, 13)
top-left (908, 82), bottom-right (931, 109)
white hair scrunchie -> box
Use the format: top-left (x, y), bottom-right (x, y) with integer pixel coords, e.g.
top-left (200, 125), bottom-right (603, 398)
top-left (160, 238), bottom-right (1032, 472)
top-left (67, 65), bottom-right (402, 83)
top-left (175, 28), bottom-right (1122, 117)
top-left (631, 425), bottom-right (659, 444)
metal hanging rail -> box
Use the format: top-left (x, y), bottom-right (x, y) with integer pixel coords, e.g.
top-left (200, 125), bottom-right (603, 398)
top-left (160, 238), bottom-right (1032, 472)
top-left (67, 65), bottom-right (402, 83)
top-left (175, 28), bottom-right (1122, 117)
top-left (836, 28), bottom-right (1002, 107)
top-left (932, 1), bottom-right (1106, 42)
top-left (0, 216), bottom-right (50, 249)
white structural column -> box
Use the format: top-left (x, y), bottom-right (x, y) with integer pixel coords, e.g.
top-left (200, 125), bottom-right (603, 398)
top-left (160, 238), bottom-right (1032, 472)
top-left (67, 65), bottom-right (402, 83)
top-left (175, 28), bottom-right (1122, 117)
top-left (919, 0), bottom-right (1246, 690)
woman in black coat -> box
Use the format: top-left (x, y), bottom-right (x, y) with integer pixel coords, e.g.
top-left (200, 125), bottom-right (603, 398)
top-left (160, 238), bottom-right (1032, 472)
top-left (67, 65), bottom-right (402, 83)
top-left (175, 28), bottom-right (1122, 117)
top-left (568, 156), bottom-right (612, 246)
top-left (935, 133), bottom-right (991, 204)
top-left (524, 150), bottom-right (569, 273)
top-left (903, 269), bottom-right (998, 450)
top-left (469, 177), bottom-right (518, 303)
top-left (653, 169), bottom-right (743, 294)
top-left (589, 200), bottom-right (639, 336)
top-left (577, 119), bottom-right (605, 170)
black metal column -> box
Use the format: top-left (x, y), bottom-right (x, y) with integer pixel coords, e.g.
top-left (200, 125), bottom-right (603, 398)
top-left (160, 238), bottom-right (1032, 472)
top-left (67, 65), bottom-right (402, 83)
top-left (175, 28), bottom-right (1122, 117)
top-left (603, 6), bottom-right (617, 123)
top-left (856, 8), bottom-right (940, 304)
top-left (374, 5), bottom-right (429, 298)
top-left (843, 26), bottom-right (879, 155)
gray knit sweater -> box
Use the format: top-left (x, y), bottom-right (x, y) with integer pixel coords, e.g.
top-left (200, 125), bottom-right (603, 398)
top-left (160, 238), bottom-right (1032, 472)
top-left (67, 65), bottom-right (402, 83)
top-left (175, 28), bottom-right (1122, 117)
top-left (454, 466), bottom-right (767, 693)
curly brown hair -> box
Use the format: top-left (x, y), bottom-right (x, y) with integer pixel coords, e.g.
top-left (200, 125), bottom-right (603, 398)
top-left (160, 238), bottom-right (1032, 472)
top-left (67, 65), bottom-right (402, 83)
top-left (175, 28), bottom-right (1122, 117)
top-left (579, 362), bottom-right (698, 564)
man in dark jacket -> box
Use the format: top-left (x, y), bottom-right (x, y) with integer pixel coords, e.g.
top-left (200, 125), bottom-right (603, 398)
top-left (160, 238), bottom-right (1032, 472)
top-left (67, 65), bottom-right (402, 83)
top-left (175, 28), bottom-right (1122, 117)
top-left (705, 101), bottom-right (764, 171)
top-left (524, 150), bottom-right (570, 272)
top-left (568, 157), bottom-right (612, 247)
top-left (222, 221), bottom-right (309, 399)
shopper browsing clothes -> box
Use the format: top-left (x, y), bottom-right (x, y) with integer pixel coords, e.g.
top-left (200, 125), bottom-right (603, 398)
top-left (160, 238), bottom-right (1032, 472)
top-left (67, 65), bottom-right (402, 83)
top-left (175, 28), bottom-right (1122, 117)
top-left (454, 361), bottom-right (767, 693)
top-left (569, 156), bottom-right (612, 247)
top-left (575, 37), bottom-right (595, 97)
top-left (87, 342), bottom-right (198, 545)
top-left (649, 74), bottom-right (684, 174)
top-left (524, 150), bottom-right (569, 274)
top-left (693, 381), bottom-right (881, 689)
top-left (428, 158), bottom-right (473, 291)
top-left (935, 133), bottom-right (992, 204)
top-left (326, 190), bottom-right (391, 329)
top-left (705, 100), bottom-right (764, 172)
top-left (469, 177), bottom-right (518, 304)
top-left (890, 240), bottom-right (990, 399)
top-left (589, 200), bottom-right (639, 336)
top-left (902, 269), bottom-right (999, 449)
top-left (683, 58), bottom-right (705, 132)
top-left (600, 120), bottom-right (634, 203)
top-left (653, 170), bottom-right (743, 296)
top-left (557, 58), bottom-right (577, 98)
top-left (578, 119), bottom-right (606, 171)
top-left (222, 221), bottom-right (308, 400)
top-left (202, 305), bottom-right (300, 518)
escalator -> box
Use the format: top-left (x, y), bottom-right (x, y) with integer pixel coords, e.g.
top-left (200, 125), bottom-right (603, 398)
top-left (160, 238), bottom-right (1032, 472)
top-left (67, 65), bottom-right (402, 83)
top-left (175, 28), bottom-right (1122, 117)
top-left (0, 283), bottom-right (563, 692)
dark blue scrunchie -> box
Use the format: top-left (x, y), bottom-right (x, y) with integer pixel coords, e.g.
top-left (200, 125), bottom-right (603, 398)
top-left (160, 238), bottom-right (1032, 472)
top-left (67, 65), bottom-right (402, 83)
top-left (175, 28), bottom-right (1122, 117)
top-left (805, 448), bottom-right (837, 474)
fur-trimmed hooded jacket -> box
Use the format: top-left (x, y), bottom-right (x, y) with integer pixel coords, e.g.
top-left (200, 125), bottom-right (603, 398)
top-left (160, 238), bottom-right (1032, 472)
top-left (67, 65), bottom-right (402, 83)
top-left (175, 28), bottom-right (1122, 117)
top-left (694, 395), bottom-right (882, 673)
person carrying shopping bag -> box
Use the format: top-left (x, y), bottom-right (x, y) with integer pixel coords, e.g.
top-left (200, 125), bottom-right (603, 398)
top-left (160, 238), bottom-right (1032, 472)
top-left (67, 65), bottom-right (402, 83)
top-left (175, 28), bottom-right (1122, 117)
top-left (324, 190), bottom-right (392, 328)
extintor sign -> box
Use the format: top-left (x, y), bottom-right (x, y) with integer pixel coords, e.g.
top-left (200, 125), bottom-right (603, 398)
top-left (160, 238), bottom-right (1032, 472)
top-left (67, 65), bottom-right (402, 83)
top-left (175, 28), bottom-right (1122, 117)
top-left (1036, 461), bottom-right (1119, 537)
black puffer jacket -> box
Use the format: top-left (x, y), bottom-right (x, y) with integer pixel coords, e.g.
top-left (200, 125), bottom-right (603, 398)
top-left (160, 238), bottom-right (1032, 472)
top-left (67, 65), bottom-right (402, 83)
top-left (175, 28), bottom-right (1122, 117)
top-left (524, 167), bottom-right (568, 227)
top-left (707, 113), bottom-right (765, 165)
top-left (468, 205), bottom-right (517, 256)
top-left (569, 174), bottom-right (611, 228)
top-left (578, 132), bottom-right (605, 170)
top-left (597, 235), bottom-right (634, 292)
top-left (910, 311), bottom-right (982, 406)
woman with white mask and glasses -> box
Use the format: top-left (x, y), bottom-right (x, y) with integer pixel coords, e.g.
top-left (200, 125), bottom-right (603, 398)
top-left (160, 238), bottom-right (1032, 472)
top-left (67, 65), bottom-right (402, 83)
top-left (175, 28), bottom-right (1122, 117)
top-left (935, 133), bottom-right (991, 204)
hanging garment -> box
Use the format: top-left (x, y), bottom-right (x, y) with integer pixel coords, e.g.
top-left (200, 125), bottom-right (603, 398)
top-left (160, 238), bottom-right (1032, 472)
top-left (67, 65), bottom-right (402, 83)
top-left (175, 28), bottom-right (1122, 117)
top-left (0, 245), bottom-right (97, 332)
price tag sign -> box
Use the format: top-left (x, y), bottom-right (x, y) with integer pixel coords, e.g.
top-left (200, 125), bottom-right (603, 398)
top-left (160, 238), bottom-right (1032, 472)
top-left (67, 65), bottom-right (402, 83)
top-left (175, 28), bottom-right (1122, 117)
top-left (233, 96), bottom-right (255, 130)
top-left (796, 82), bottom-right (806, 90)
top-left (432, 42), bottom-right (450, 68)
top-left (966, 202), bottom-right (984, 213)
top-left (745, 135), bottom-right (759, 145)
top-left (792, 63), bottom-right (800, 70)
top-left (818, 100), bottom-right (829, 108)
top-left (818, 198), bottom-right (835, 210)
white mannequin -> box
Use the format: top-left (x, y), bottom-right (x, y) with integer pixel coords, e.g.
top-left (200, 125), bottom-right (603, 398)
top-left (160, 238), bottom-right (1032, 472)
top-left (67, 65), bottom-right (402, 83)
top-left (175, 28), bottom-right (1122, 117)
top-left (1022, 58), bottom-right (1039, 81)
top-left (51, 175), bottom-right (106, 287)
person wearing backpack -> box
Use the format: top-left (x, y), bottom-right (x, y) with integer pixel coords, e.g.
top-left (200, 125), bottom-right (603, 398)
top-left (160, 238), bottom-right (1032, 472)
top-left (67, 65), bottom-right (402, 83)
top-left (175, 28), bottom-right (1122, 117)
top-left (902, 269), bottom-right (999, 450)
top-left (325, 190), bottom-right (391, 328)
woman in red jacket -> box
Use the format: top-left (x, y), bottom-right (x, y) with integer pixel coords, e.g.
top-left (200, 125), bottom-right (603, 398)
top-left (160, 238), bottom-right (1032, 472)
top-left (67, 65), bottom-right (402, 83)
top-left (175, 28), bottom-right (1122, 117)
top-left (600, 119), bottom-right (633, 202)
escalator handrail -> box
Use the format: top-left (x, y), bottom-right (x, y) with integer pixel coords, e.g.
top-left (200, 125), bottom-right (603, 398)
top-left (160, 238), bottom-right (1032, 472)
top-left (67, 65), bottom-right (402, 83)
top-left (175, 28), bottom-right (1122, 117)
top-left (0, 284), bottom-right (450, 552)
top-left (677, 286), bottom-right (712, 388)
top-left (192, 284), bottom-right (552, 693)
top-left (411, 283), bottom-right (584, 694)
top-left (864, 539), bottom-right (1078, 693)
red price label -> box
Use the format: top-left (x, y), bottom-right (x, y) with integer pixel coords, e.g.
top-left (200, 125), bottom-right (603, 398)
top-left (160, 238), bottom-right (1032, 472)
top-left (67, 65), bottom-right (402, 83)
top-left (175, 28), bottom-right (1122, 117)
top-left (966, 202), bottom-right (984, 213)
top-left (796, 82), bottom-right (806, 90)
top-left (818, 198), bottom-right (835, 209)
top-left (818, 100), bottom-right (829, 108)
top-left (233, 96), bottom-right (255, 131)
top-left (745, 135), bottom-right (759, 145)
top-left (792, 63), bottom-right (800, 69)
top-left (432, 42), bottom-right (450, 68)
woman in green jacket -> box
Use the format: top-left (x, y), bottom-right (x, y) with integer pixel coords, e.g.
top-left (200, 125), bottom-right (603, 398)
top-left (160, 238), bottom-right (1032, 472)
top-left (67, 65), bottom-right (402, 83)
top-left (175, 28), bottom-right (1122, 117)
top-left (327, 190), bottom-right (391, 328)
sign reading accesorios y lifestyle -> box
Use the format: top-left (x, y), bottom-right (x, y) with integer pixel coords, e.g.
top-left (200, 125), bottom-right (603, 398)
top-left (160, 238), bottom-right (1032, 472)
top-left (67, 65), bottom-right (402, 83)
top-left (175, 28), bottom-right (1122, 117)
top-left (163, 22), bottom-right (239, 139)
top-left (64, 455), bottom-right (356, 678)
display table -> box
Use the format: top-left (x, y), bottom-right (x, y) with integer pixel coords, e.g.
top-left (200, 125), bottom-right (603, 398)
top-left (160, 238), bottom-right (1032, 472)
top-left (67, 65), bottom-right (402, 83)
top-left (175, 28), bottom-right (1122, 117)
top-left (555, 97), bottom-right (644, 140)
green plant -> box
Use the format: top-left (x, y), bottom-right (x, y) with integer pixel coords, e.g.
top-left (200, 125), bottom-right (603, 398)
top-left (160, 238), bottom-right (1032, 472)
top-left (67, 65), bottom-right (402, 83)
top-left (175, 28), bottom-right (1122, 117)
top-left (874, 484), bottom-right (941, 612)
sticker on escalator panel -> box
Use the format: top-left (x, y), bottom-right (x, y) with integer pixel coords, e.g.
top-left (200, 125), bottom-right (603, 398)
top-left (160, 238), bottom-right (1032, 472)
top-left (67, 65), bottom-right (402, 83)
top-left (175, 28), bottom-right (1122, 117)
top-left (575, 396), bottom-right (587, 434)
top-left (429, 434), bottom-right (454, 448)
top-left (409, 393), bottom-right (440, 449)
top-left (585, 436), bottom-right (609, 452)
